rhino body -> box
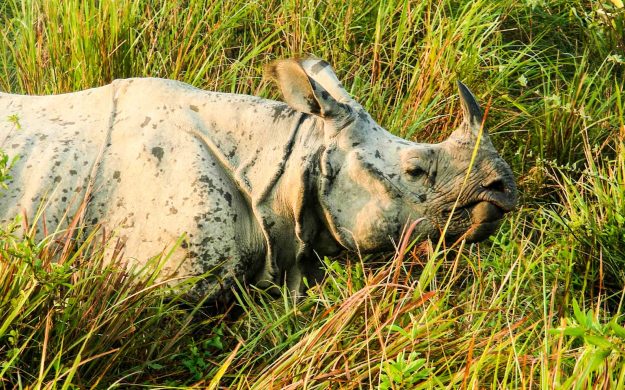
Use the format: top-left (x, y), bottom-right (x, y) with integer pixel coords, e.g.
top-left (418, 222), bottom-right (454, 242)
top-left (0, 58), bottom-right (517, 301)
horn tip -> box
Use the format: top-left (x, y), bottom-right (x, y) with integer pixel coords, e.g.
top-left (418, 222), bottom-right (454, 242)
top-left (457, 80), bottom-right (470, 95)
top-left (456, 80), bottom-right (484, 125)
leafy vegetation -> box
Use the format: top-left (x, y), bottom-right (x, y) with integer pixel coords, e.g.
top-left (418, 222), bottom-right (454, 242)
top-left (0, 0), bottom-right (624, 387)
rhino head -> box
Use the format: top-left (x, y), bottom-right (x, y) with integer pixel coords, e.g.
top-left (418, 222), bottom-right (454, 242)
top-left (267, 58), bottom-right (518, 254)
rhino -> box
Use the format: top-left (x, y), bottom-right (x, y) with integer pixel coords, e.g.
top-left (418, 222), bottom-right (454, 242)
top-left (0, 58), bottom-right (517, 302)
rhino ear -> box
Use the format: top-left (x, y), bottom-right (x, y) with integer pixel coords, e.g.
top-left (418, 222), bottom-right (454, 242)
top-left (265, 59), bottom-right (348, 119)
top-left (297, 57), bottom-right (352, 103)
top-left (457, 81), bottom-right (484, 129)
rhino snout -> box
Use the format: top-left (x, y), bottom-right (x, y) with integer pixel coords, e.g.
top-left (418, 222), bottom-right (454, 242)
top-left (479, 174), bottom-right (518, 212)
top-left (463, 172), bottom-right (517, 241)
top-left (444, 173), bottom-right (517, 242)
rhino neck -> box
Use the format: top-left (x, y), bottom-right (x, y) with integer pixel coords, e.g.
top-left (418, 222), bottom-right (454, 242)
top-left (257, 115), bottom-right (345, 289)
top-left (277, 117), bottom-right (345, 252)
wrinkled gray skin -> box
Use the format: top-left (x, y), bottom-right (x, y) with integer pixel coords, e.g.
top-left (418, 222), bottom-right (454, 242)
top-left (0, 58), bottom-right (517, 302)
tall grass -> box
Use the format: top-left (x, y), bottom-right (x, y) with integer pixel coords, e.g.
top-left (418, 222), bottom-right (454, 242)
top-left (1, 0), bottom-right (624, 387)
top-left (0, 211), bottom-right (216, 387)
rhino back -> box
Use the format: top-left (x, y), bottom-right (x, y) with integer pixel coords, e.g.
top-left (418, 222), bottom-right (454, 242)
top-left (0, 77), bottom-right (304, 298)
top-left (0, 85), bottom-right (114, 232)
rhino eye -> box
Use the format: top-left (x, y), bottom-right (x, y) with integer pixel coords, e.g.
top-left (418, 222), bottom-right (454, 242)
top-left (405, 166), bottom-right (427, 178)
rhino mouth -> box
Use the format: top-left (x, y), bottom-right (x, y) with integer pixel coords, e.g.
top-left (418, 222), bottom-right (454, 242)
top-left (466, 201), bottom-right (505, 241)
top-left (445, 200), bottom-right (506, 242)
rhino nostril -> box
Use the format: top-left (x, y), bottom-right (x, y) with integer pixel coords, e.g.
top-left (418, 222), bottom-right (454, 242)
top-left (482, 178), bottom-right (505, 193)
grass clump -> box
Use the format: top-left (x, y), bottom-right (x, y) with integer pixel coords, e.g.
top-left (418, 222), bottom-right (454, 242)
top-left (0, 218), bottom-right (215, 387)
top-left (1, 0), bottom-right (625, 387)
top-left (548, 137), bottom-right (625, 293)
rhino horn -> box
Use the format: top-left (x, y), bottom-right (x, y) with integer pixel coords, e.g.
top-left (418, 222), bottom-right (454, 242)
top-left (457, 81), bottom-right (488, 140)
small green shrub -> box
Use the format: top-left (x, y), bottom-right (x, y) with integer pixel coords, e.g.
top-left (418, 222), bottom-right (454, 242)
top-left (379, 351), bottom-right (432, 389)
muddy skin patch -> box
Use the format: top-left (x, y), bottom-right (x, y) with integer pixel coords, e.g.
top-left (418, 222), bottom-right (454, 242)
top-left (310, 60), bottom-right (331, 74)
top-left (151, 146), bottom-right (164, 162)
